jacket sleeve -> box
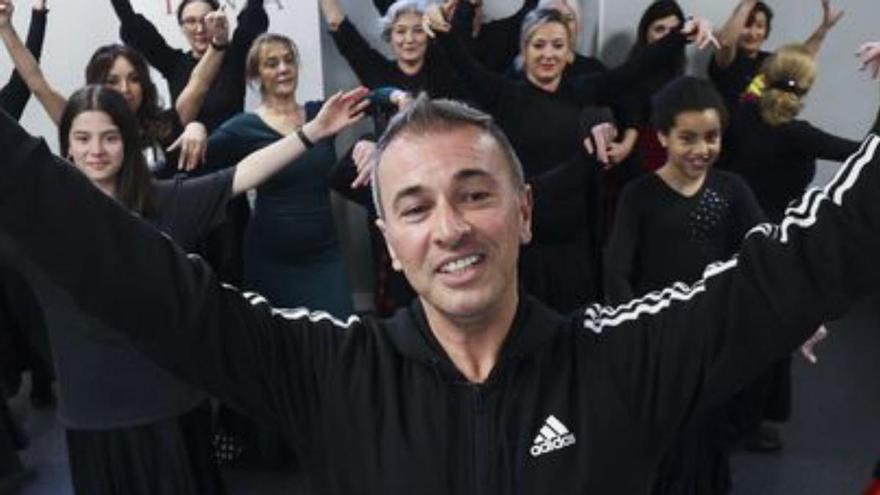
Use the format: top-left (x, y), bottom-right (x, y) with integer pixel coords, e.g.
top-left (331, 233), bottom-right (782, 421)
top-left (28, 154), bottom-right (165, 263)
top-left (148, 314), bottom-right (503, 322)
top-left (579, 134), bottom-right (880, 441)
top-left (0, 8), bottom-right (47, 120)
top-left (0, 109), bottom-right (355, 436)
top-left (110, 0), bottom-right (181, 78)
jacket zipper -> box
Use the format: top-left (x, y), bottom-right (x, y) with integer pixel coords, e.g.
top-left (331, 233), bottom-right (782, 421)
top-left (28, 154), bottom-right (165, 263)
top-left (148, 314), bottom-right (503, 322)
top-left (472, 385), bottom-right (489, 495)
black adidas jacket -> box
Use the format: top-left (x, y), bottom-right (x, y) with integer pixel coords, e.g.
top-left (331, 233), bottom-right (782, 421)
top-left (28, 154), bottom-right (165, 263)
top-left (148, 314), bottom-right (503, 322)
top-left (1, 109), bottom-right (879, 494)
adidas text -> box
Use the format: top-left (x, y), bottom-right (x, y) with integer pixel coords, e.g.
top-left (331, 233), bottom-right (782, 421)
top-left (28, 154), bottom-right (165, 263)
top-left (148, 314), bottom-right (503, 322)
top-left (530, 415), bottom-right (577, 458)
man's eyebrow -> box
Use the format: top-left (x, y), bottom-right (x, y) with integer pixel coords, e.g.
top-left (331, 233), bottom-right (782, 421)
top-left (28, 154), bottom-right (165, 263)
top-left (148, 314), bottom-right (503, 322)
top-left (390, 185), bottom-right (425, 211)
top-left (453, 168), bottom-right (495, 182)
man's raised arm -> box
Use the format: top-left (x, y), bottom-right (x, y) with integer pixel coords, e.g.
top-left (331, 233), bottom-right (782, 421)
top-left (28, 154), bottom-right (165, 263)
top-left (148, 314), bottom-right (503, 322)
top-left (0, 109), bottom-right (357, 438)
top-left (581, 134), bottom-right (880, 438)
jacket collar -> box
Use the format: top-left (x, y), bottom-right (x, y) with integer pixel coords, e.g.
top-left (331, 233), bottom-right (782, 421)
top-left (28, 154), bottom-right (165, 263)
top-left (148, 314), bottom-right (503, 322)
top-left (383, 293), bottom-right (567, 382)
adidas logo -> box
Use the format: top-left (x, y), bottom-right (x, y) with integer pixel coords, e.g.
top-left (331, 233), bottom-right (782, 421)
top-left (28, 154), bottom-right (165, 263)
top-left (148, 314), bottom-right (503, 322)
top-left (530, 415), bottom-right (576, 458)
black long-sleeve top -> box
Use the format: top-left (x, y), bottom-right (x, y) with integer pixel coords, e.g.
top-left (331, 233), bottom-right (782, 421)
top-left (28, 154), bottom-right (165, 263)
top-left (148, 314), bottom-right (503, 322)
top-left (109, 0), bottom-right (268, 131)
top-left (720, 101), bottom-right (861, 222)
top-left (329, 17), bottom-right (470, 102)
top-left (436, 28), bottom-right (687, 179)
top-left (3, 107), bottom-right (880, 493)
top-left (604, 170), bottom-right (765, 304)
top-left (0, 8), bottom-right (48, 120)
top-left (450, 1), bottom-right (607, 80)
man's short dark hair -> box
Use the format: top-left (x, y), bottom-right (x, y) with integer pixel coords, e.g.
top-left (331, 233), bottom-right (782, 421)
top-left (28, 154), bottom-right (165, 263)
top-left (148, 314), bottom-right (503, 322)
top-left (651, 76), bottom-right (728, 134)
top-left (372, 94), bottom-right (526, 218)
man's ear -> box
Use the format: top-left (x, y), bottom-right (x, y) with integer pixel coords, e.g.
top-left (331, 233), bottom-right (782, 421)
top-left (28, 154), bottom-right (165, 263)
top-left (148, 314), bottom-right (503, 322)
top-left (519, 185), bottom-right (533, 245)
top-left (375, 217), bottom-right (403, 271)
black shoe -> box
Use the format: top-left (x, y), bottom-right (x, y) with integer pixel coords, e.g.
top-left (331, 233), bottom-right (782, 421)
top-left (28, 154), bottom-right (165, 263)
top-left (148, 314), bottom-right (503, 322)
top-left (743, 425), bottom-right (782, 453)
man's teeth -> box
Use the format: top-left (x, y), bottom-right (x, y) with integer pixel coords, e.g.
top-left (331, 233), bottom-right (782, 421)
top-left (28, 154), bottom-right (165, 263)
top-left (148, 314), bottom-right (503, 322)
top-left (441, 255), bottom-right (481, 273)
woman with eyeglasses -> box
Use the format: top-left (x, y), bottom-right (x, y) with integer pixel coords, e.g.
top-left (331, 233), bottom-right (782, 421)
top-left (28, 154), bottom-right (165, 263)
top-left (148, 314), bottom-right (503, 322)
top-left (110, 0), bottom-right (268, 132)
top-left (0, 2), bottom-right (213, 176)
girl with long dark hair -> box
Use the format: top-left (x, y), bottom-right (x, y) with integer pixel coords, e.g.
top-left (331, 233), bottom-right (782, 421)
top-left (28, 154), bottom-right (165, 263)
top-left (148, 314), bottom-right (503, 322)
top-left (41, 83), bottom-right (366, 493)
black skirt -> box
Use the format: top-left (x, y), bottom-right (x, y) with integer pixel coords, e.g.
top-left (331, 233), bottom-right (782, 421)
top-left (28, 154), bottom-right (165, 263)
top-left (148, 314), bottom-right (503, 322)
top-left (0, 400), bottom-right (22, 479)
top-left (65, 404), bottom-right (225, 495)
top-left (519, 233), bottom-right (600, 314)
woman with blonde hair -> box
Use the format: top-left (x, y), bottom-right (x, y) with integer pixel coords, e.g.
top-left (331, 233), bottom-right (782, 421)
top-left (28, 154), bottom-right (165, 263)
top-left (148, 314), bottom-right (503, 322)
top-left (720, 42), bottom-right (861, 456)
top-left (723, 43), bottom-right (859, 222)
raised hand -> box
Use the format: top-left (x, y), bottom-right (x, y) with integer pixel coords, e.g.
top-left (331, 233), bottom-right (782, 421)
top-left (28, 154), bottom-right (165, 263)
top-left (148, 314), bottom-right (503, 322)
top-left (681, 16), bottom-right (720, 50)
top-left (0, 0), bottom-right (15, 29)
top-left (857, 42), bottom-right (880, 79)
top-left (423, 1), bottom-right (455, 38)
top-left (205, 7), bottom-right (230, 47)
top-left (819, 0), bottom-right (844, 33)
top-left (309, 86), bottom-right (371, 140)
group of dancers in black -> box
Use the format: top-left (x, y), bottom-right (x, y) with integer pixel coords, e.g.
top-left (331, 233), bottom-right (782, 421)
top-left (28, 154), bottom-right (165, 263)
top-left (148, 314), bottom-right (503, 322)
top-left (0, 0), bottom-right (878, 493)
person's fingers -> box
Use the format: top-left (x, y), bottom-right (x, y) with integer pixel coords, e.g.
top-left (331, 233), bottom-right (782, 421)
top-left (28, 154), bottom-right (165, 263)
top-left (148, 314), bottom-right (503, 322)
top-left (705, 32), bottom-right (721, 50)
top-left (422, 17), bottom-right (436, 38)
top-left (167, 134), bottom-right (182, 152)
top-left (583, 137), bottom-right (595, 155)
top-left (801, 345), bottom-right (818, 364)
top-left (350, 98), bottom-right (371, 118)
top-left (351, 163), bottom-right (373, 188)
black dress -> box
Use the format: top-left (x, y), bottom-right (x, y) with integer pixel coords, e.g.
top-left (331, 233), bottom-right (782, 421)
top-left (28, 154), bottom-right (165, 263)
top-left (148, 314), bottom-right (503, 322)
top-left (708, 50), bottom-right (771, 115)
top-left (435, 27), bottom-right (688, 312)
top-left (604, 170), bottom-right (765, 302)
top-left (604, 170), bottom-right (765, 495)
top-left (721, 101), bottom-right (861, 222)
top-left (40, 170), bottom-right (235, 495)
top-left (719, 100), bottom-right (861, 435)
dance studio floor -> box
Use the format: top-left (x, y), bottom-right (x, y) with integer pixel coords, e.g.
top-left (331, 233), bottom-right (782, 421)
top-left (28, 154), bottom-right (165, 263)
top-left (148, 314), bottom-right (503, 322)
top-left (6, 297), bottom-right (880, 495)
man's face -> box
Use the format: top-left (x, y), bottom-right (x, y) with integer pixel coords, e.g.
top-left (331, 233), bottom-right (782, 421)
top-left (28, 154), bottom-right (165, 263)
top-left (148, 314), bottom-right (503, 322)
top-left (376, 126), bottom-right (532, 324)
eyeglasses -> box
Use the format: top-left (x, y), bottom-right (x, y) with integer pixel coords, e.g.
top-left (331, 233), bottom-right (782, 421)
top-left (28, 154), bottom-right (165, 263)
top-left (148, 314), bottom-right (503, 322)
top-left (179, 15), bottom-right (207, 30)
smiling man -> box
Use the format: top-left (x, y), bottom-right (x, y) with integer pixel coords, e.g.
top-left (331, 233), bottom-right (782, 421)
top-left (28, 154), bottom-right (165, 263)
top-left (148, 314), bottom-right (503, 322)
top-left (1, 95), bottom-right (879, 494)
